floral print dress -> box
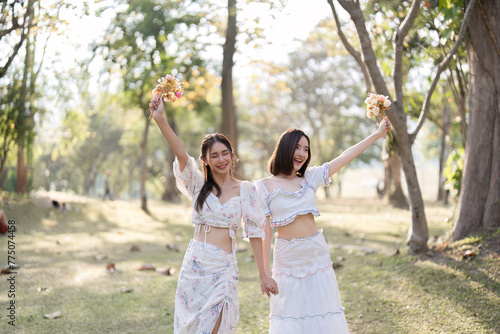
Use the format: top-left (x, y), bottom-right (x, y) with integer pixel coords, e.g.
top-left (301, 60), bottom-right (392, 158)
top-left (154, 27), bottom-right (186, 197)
top-left (173, 155), bottom-right (266, 334)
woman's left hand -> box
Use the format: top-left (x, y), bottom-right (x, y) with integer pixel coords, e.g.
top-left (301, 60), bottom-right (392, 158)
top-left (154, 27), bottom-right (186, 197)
top-left (260, 275), bottom-right (279, 298)
top-left (377, 116), bottom-right (391, 138)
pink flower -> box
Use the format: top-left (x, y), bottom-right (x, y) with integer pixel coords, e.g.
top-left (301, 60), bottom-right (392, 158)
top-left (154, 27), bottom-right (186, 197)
top-left (166, 74), bottom-right (174, 80)
top-left (175, 91), bottom-right (182, 98)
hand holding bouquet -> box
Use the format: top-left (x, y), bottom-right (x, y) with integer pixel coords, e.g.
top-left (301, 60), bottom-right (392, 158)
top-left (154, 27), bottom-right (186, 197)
top-left (365, 93), bottom-right (393, 138)
top-left (149, 74), bottom-right (186, 119)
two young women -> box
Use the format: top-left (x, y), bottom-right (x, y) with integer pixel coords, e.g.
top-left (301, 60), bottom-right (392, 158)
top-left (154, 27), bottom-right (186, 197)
top-left (150, 94), bottom-right (390, 333)
top-left (150, 95), bottom-right (278, 334)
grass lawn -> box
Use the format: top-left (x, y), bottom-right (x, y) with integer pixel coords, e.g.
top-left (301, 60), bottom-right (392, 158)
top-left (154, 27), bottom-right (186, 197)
top-left (0, 192), bottom-right (498, 333)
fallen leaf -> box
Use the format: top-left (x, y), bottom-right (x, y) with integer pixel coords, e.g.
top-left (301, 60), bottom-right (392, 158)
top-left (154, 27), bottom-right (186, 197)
top-left (120, 287), bottom-right (133, 293)
top-left (106, 263), bottom-right (116, 272)
top-left (130, 245), bottom-right (141, 252)
top-left (94, 254), bottom-right (108, 261)
top-left (166, 244), bottom-right (180, 252)
top-left (167, 267), bottom-right (176, 276)
top-left (462, 249), bottom-right (477, 259)
top-left (138, 263), bottom-right (155, 271)
top-left (44, 311), bottom-right (62, 319)
top-left (155, 267), bottom-right (169, 275)
top-left (1, 268), bottom-right (13, 274)
top-left (332, 262), bottom-right (343, 270)
top-left (37, 287), bottom-right (49, 292)
top-left (434, 243), bottom-right (448, 252)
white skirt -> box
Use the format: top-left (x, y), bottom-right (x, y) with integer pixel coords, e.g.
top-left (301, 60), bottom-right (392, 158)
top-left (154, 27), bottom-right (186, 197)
top-left (174, 239), bottom-right (239, 333)
top-left (270, 230), bottom-right (349, 333)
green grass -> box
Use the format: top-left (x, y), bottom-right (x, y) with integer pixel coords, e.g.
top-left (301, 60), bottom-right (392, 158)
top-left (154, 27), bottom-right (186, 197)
top-left (0, 193), bottom-right (498, 333)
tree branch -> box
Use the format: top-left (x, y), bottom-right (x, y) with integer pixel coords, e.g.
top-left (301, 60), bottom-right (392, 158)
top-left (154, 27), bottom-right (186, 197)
top-left (392, 0), bottom-right (421, 104)
top-left (409, 0), bottom-right (477, 143)
top-left (327, 0), bottom-right (372, 92)
top-left (336, 0), bottom-right (389, 97)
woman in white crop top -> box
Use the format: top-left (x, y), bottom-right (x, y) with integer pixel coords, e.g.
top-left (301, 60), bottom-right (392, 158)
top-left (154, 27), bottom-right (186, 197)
top-left (149, 95), bottom-right (278, 334)
top-left (255, 118), bottom-right (390, 333)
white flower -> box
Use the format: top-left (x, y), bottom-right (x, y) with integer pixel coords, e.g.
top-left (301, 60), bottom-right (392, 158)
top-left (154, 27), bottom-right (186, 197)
top-left (384, 100), bottom-right (391, 108)
top-left (373, 107), bottom-right (380, 115)
top-left (367, 110), bottom-right (373, 118)
top-left (364, 97), bottom-right (372, 104)
top-left (371, 98), bottom-right (379, 105)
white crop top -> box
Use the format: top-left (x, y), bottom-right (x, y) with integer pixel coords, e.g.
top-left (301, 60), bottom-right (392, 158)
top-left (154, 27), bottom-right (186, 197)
top-left (254, 163), bottom-right (331, 228)
top-left (173, 155), bottom-right (266, 240)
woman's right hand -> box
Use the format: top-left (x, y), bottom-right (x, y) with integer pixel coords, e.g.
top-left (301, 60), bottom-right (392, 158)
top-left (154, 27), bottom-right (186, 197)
top-left (149, 95), bottom-right (165, 119)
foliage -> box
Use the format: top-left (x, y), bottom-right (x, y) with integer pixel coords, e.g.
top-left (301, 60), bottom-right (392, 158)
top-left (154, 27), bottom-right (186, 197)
top-left (443, 147), bottom-right (464, 198)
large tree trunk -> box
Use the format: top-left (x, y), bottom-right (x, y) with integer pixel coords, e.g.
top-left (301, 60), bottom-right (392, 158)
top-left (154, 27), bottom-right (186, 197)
top-left (452, 0), bottom-right (500, 240)
top-left (221, 0), bottom-right (238, 159)
top-left (140, 118), bottom-right (150, 212)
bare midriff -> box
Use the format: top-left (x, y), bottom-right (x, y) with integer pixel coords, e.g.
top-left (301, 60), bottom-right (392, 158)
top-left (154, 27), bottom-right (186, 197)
top-left (193, 225), bottom-right (234, 254)
top-left (276, 212), bottom-right (319, 240)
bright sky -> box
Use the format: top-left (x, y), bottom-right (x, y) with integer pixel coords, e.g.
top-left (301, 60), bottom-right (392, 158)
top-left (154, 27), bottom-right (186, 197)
top-left (52, 0), bottom-right (335, 81)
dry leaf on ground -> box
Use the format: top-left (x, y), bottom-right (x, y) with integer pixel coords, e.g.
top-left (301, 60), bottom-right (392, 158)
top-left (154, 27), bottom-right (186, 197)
top-left (44, 311), bottom-right (62, 319)
top-left (138, 263), bottom-right (155, 271)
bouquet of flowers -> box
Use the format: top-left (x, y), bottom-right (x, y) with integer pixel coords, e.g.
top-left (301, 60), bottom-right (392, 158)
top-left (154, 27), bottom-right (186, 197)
top-left (365, 93), bottom-right (393, 138)
top-left (149, 74), bottom-right (186, 119)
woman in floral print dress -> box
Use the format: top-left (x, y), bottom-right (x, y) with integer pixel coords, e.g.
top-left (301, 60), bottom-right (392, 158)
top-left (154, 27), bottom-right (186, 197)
top-left (149, 95), bottom-right (278, 334)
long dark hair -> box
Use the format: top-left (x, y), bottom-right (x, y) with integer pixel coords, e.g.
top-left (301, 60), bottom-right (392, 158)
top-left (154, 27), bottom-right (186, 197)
top-left (195, 133), bottom-right (236, 213)
top-left (268, 129), bottom-right (311, 177)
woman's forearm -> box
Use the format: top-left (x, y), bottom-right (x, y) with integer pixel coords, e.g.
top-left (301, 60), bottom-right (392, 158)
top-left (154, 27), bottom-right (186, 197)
top-left (249, 238), bottom-right (268, 278)
top-left (153, 114), bottom-right (188, 170)
top-left (263, 218), bottom-right (272, 275)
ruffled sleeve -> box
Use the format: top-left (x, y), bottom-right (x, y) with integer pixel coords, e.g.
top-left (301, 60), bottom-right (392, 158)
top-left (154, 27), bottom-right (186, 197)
top-left (173, 155), bottom-right (204, 199)
top-left (304, 163), bottom-right (331, 191)
top-left (240, 181), bottom-right (266, 241)
top-left (254, 179), bottom-right (271, 217)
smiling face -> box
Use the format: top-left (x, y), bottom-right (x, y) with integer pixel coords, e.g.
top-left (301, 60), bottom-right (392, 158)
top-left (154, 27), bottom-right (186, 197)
top-left (292, 136), bottom-right (310, 173)
top-left (268, 129), bottom-right (311, 177)
top-left (205, 141), bottom-right (233, 176)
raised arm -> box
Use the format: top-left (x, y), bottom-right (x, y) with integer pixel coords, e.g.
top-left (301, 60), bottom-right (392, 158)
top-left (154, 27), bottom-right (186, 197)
top-left (328, 117), bottom-right (390, 177)
top-left (149, 95), bottom-right (188, 170)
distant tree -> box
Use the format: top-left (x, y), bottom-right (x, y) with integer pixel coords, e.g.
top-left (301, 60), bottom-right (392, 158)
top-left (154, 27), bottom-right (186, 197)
top-left (96, 0), bottom-right (207, 211)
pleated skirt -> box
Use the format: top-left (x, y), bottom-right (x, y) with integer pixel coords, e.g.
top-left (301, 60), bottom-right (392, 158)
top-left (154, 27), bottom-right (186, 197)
top-left (270, 230), bottom-right (349, 333)
top-left (174, 239), bottom-right (239, 333)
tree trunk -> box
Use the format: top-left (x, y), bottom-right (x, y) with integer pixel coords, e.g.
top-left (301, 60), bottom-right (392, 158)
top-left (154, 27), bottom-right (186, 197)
top-left (385, 154), bottom-right (409, 209)
top-left (140, 117), bottom-right (150, 212)
top-left (221, 0), bottom-right (239, 163)
top-left (397, 129), bottom-right (429, 253)
top-left (16, 143), bottom-right (26, 194)
top-left (162, 107), bottom-right (178, 202)
top-left (332, 0), bottom-right (429, 253)
top-left (452, 0), bottom-right (500, 240)
top-left (438, 103), bottom-right (451, 201)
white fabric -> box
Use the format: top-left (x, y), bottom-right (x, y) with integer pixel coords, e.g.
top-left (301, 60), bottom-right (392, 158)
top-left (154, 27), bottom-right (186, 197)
top-left (254, 163), bottom-right (331, 227)
top-left (270, 230), bottom-right (349, 333)
top-left (173, 155), bottom-right (266, 240)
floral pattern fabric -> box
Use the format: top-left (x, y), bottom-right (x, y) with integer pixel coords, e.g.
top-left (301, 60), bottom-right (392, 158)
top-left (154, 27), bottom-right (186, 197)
top-left (172, 155), bottom-right (266, 333)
